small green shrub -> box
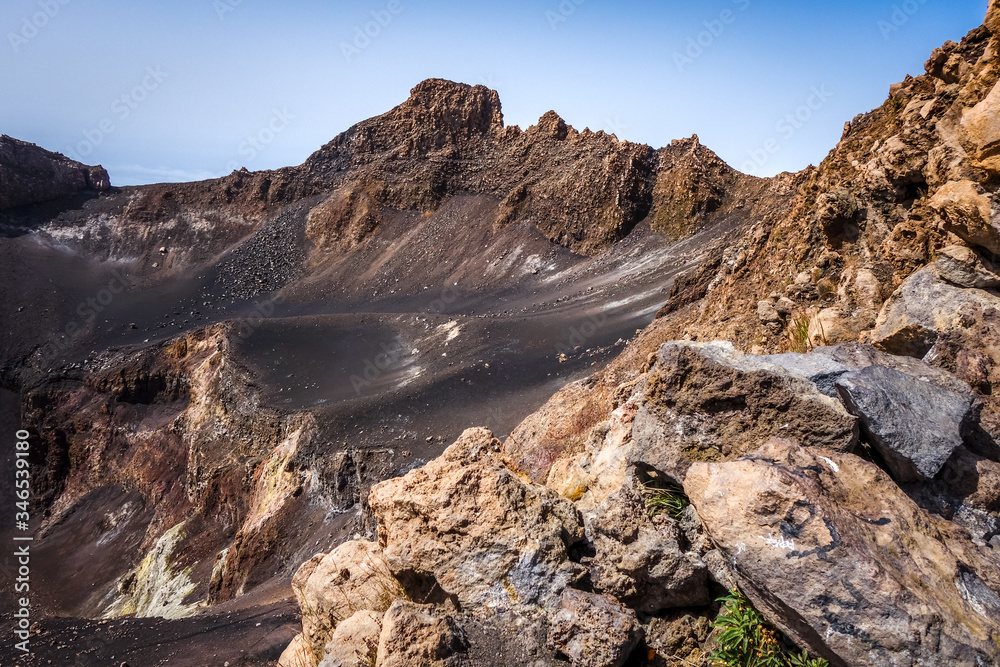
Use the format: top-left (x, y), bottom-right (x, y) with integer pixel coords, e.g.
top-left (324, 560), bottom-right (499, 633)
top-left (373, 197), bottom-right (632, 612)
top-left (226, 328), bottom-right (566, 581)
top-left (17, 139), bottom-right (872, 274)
top-left (637, 482), bottom-right (690, 520)
top-left (709, 588), bottom-right (829, 667)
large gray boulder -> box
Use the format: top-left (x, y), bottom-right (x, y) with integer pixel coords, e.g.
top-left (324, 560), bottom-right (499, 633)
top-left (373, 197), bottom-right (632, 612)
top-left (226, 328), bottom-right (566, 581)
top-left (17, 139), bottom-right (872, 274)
top-left (813, 341), bottom-right (973, 394)
top-left (760, 352), bottom-right (854, 397)
top-left (935, 245), bottom-right (1000, 289)
top-left (630, 341), bottom-right (858, 483)
top-left (835, 365), bottom-right (978, 482)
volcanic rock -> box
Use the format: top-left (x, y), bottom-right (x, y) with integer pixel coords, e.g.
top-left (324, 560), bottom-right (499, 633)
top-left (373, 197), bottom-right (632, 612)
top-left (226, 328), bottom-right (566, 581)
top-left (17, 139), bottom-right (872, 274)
top-left (318, 610), bottom-right (383, 667)
top-left (759, 352), bottom-right (854, 397)
top-left (279, 633), bottom-right (314, 667)
top-left (545, 588), bottom-right (642, 667)
top-left (584, 481), bottom-right (709, 612)
top-left (872, 266), bottom-right (1000, 357)
top-left (0, 134), bottom-right (110, 210)
top-left (292, 540), bottom-right (405, 662)
top-left (368, 428), bottom-right (586, 615)
top-left (629, 341), bottom-right (858, 483)
top-left (835, 365), bottom-right (978, 482)
top-left (962, 77), bottom-right (1000, 173)
top-left (935, 244), bottom-right (1000, 288)
top-left (375, 600), bottom-right (469, 667)
top-left (685, 437), bottom-right (1000, 667)
top-left (931, 180), bottom-right (999, 254)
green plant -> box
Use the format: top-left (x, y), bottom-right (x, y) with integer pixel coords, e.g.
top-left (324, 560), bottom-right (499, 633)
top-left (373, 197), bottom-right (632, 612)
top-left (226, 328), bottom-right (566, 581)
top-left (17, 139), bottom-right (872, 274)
top-left (786, 650), bottom-right (830, 667)
top-left (637, 481), bottom-right (690, 520)
top-left (709, 588), bottom-right (829, 667)
top-left (787, 313), bottom-right (812, 353)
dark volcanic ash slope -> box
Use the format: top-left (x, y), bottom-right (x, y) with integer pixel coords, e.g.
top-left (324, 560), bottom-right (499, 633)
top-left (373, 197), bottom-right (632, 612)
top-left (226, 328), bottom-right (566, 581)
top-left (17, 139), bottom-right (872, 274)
top-left (0, 77), bottom-right (801, 665)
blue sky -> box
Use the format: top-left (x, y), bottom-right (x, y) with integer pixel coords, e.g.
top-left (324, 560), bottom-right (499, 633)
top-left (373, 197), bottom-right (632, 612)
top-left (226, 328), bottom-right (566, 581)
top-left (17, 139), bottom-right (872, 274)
top-left (0, 0), bottom-right (989, 185)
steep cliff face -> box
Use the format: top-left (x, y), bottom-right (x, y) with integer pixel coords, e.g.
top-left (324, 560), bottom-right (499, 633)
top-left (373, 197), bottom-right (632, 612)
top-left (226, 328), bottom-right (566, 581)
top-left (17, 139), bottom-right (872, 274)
top-left (0, 135), bottom-right (110, 211)
top-left (21, 326), bottom-right (320, 617)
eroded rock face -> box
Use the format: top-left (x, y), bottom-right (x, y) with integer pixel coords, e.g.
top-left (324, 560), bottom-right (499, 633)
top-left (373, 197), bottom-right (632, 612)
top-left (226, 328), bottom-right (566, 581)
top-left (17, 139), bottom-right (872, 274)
top-left (0, 134), bottom-right (109, 210)
top-left (306, 184), bottom-right (383, 252)
top-left (292, 540), bottom-right (405, 662)
top-left (546, 589), bottom-right (642, 667)
top-left (872, 266), bottom-right (1000, 357)
top-left (935, 245), bottom-right (1000, 288)
top-left (318, 609), bottom-right (383, 667)
top-left (630, 341), bottom-right (858, 483)
top-left (962, 78), bottom-right (1000, 173)
top-left (368, 428), bottom-right (586, 615)
top-left (924, 304), bottom-right (1000, 458)
top-left (685, 438), bottom-right (1000, 667)
top-left (375, 600), bottom-right (469, 667)
top-left (930, 180), bottom-right (999, 255)
top-left (584, 482), bottom-right (709, 612)
top-left (835, 365), bottom-right (978, 482)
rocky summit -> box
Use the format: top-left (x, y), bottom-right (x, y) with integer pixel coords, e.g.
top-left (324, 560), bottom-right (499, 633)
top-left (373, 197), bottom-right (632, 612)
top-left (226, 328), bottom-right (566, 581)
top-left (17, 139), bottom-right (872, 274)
top-left (4, 3), bottom-right (1000, 667)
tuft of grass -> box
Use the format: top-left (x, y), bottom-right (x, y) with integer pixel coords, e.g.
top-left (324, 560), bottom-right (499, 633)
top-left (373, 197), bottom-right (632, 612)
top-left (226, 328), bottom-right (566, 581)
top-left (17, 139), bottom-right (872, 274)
top-left (637, 481), bottom-right (690, 521)
top-left (787, 313), bottom-right (812, 353)
top-left (709, 587), bottom-right (829, 667)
